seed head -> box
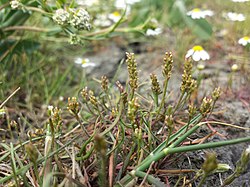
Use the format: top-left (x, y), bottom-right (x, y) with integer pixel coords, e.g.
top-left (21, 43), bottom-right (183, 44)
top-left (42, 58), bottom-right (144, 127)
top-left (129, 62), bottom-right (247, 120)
top-left (101, 76), bottom-right (109, 91)
top-left (67, 97), bottom-right (80, 115)
top-left (150, 73), bottom-right (162, 95)
top-left (128, 97), bottom-right (140, 122)
top-left (200, 97), bottom-right (213, 116)
top-left (212, 87), bottom-right (221, 101)
top-left (126, 52), bottom-right (138, 91)
top-left (162, 52), bottom-right (173, 80)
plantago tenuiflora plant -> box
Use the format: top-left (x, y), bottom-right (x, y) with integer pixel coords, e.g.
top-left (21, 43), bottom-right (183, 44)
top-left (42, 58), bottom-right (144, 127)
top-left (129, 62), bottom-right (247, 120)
top-left (1, 52), bottom-right (250, 187)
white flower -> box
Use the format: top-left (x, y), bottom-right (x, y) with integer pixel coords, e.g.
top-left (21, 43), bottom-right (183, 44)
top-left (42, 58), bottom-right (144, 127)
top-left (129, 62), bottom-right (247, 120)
top-left (69, 8), bottom-right (91, 30)
top-left (187, 8), bottom-right (214, 19)
top-left (224, 12), bottom-right (246, 21)
top-left (53, 9), bottom-right (70, 26)
top-left (238, 36), bottom-right (250, 46)
top-left (74, 58), bottom-right (96, 68)
top-left (115, 0), bottom-right (141, 8)
top-left (146, 28), bottom-right (162, 36)
top-left (69, 34), bottom-right (81, 45)
top-left (185, 45), bottom-right (210, 61)
top-left (231, 64), bottom-right (239, 71)
top-left (76, 0), bottom-right (99, 6)
top-left (114, 0), bottom-right (141, 14)
top-left (10, 0), bottom-right (21, 9)
top-left (108, 11), bottom-right (122, 22)
top-left (232, 0), bottom-right (249, 2)
top-left (48, 105), bottom-right (54, 115)
top-left (59, 96), bottom-right (64, 101)
top-left (94, 15), bottom-right (112, 27)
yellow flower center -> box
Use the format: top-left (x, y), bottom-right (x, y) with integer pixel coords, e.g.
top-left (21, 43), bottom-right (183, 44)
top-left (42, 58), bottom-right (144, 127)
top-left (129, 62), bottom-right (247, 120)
top-left (193, 8), bottom-right (201, 12)
top-left (112, 11), bottom-right (121, 17)
top-left (81, 59), bottom-right (88, 65)
top-left (243, 36), bottom-right (250, 41)
top-left (193, 45), bottom-right (204, 51)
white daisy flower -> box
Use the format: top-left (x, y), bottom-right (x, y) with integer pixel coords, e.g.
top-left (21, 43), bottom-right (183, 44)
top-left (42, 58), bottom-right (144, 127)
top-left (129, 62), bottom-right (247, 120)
top-left (146, 28), bottom-right (162, 36)
top-left (224, 12), bottom-right (246, 21)
top-left (231, 0), bottom-right (249, 2)
top-left (74, 58), bottom-right (96, 68)
top-left (185, 45), bottom-right (210, 62)
top-left (187, 8), bottom-right (214, 19)
top-left (108, 11), bottom-right (122, 22)
top-left (238, 36), bottom-right (250, 46)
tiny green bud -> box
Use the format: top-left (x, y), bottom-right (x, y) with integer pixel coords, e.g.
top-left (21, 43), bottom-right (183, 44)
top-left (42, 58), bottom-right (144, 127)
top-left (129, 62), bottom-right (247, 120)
top-left (202, 152), bottom-right (218, 174)
top-left (25, 142), bottom-right (39, 163)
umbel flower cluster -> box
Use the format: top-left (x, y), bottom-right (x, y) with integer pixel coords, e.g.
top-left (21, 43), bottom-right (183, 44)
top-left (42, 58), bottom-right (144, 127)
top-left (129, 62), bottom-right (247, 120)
top-left (53, 8), bottom-right (91, 31)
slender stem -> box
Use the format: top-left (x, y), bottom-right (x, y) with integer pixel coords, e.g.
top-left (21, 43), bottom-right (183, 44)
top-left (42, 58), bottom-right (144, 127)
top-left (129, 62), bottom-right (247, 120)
top-left (100, 98), bottom-right (124, 136)
top-left (156, 79), bottom-right (169, 117)
top-left (173, 92), bottom-right (185, 114)
top-left (3, 26), bottom-right (51, 32)
top-left (74, 113), bottom-right (90, 138)
top-left (24, 6), bottom-right (49, 15)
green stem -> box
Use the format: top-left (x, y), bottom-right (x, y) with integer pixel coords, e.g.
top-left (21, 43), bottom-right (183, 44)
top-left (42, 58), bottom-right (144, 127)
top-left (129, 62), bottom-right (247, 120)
top-left (100, 98), bottom-right (124, 136)
top-left (117, 131), bottom-right (250, 186)
top-left (24, 6), bottom-right (49, 15)
top-left (173, 92), bottom-right (186, 114)
top-left (197, 173), bottom-right (208, 187)
top-left (156, 79), bottom-right (169, 117)
top-left (74, 113), bottom-right (90, 138)
top-left (2, 26), bottom-right (58, 32)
